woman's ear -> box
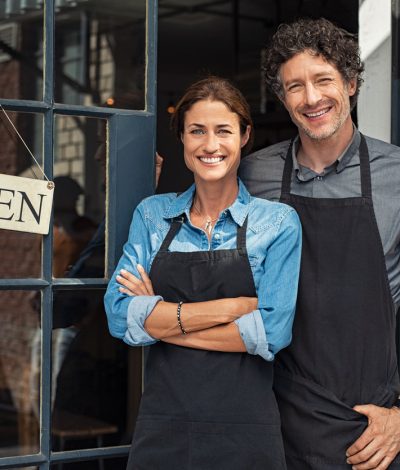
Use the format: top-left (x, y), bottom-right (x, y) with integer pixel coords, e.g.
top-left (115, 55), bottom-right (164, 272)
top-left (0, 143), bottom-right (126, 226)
top-left (241, 125), bottom-right (251, 148)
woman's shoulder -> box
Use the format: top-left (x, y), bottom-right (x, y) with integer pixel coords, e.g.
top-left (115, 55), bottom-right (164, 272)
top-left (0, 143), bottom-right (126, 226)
top-left (137, 192), bottom-right (179, 213)
top-left (248, 196), bottom-right (299, 231)
top-left (133, 193), bottom-right (180, 230)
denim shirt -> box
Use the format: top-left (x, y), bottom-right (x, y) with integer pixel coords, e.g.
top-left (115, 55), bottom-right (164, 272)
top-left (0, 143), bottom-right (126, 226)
top-left (104, 179), bottom-right (302, 361)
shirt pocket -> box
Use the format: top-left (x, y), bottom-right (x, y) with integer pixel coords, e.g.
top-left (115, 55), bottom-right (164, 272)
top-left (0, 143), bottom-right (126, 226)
top-left (248, 254), bottom-right (259, 268)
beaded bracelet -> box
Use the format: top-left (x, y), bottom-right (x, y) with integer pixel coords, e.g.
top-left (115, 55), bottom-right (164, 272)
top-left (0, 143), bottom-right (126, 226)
top-left (177, 301), bottom-right (187, 335)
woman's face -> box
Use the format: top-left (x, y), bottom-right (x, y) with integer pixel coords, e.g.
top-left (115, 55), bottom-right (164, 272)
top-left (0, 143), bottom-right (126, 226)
top-left (182, 99), bottom-right (250, 185)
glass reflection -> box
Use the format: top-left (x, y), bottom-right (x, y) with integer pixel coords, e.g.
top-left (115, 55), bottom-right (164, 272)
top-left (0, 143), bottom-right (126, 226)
top-left (0, 4), bottom-right (43, 101)
top-left (53, 116), bottom-right (106, 278)
top-left (51, 290), bottom-right (141, 452)
top-left (0, 110), bottom-right (43, 278)
top-left (55, 1), bottom-right (146, 109)
top-left (0, 290), bottom-right (40, 457)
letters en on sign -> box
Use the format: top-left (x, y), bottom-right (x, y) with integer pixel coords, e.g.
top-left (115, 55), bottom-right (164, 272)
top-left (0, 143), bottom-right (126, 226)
top-left (0, 174), bottom-right (54, 235)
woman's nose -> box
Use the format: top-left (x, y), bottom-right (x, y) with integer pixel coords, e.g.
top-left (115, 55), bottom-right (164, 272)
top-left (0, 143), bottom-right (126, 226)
top-left (203, 132), bottom-right (219, 153)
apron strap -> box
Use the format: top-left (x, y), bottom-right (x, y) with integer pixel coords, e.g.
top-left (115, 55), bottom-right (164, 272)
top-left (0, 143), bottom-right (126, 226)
top-left (281, 139), bottom-right (295, 196)
top-left (237, 215), bottom-right (248, 252)
top-left (160, 214), bottom-right (249, 253)
top-left (159, 216), bottom-right (185, 252)
top-left (359, 134), bottom-right (372, 199)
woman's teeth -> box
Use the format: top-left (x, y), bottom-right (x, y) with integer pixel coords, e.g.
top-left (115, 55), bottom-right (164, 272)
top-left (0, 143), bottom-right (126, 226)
top-left (199, 156), bottom-right (224, 163)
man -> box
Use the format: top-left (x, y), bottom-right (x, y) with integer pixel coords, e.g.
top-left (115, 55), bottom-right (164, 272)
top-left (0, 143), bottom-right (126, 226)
top-left (240, 17), bottom-right (400, 470)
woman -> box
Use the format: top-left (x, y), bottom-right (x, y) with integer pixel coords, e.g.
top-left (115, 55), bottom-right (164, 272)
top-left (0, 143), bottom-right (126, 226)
top-left (104, 77), bottom-right (302, 469)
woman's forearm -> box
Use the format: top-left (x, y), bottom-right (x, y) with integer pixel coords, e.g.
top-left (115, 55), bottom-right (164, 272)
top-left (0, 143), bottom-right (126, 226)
top-left (161, 322), bottom-right (246, 352)
top-left (144, 297), bottom-right (257, 339)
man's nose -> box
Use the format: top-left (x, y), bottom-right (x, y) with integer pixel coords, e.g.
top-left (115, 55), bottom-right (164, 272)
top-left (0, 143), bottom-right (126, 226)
top-left (304, 83), bottom-right (322, 106)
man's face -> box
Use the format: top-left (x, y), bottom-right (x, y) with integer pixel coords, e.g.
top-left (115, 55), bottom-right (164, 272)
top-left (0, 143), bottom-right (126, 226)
top-left (279, 51), bottom-right (356, 141)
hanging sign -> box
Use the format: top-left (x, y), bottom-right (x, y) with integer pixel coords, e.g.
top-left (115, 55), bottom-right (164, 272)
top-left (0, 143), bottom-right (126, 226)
top-left (0, 104), bottom-right (54, 235)
top-left (0, 174), bottom-right (54, 235)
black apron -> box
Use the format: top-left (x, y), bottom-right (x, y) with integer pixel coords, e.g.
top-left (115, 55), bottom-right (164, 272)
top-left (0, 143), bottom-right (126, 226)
top-left (127, 215), bottom-right (286, 470)
top-left (275, 135), bottom-right (400, 469)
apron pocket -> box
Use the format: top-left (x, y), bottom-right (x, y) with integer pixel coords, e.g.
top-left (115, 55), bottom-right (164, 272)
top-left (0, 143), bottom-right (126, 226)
top-left (128, 419), bottom-right (190, 470)
top-left (190, 422), bottom-right (286, 470)
top-left (274, 370), bottom-right (367, 467)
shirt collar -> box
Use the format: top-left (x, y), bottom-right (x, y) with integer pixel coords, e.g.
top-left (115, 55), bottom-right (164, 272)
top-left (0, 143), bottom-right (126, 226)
top-left (163, 178), bottom-right (251, 226)
top-left (292, 125), bottom-right (361, 182)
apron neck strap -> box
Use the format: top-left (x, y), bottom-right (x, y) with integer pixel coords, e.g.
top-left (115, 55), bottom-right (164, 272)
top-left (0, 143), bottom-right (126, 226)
top-left (159, 216), bottom-right (185, 252)
top-left (237, 215), bottom-right (248, 252)
top-left (359, 134), bottom-right (372, 198)
top-left (280, 134), bottom-right (372, 199)
top-left (159, 214), bottom-right (249, 252)
top-left (281, 139), bottom-right (295, 196)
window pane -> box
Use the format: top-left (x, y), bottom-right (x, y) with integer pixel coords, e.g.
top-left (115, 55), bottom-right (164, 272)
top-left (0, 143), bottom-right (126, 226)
top-left (55, 1), bottom-right (146, 109)
top-left (0, 111), bottom-right (43, 278)
top-left (0, 6), bottom-right (43, 101)
top-left (51, 457), bottom-right (127, 469)
top-left (52, 289), bottom-right (141, 451)
top-left (53, 116), bottom-right (106, 278)
top-left (0, 290), bottom-right (40, 457)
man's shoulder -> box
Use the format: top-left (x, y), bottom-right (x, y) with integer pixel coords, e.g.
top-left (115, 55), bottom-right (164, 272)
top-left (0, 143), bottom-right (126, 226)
top-left (364, 134), bottom-right (400, 161)
top-left (239, 140), bottom-right (291, 201)
top-left (242, 139), bottom-right (291, 166)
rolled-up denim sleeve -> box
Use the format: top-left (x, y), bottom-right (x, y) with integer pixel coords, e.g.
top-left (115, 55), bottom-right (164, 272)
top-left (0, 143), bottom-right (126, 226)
top-left (234, 310), bottom-right (273, 361)
top-left (236, 208), bottom-right (302, 361)
top-left (104, 202), bottom-right (163, 347)
top-left (124, 295), bottom-right (162, 345)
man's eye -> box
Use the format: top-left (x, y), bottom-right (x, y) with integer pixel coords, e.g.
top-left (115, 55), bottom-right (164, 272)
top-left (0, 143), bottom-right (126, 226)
top-left (287, 84), bottom-right (301, 92)
top-left (318, 78), bottom-right (333, 84)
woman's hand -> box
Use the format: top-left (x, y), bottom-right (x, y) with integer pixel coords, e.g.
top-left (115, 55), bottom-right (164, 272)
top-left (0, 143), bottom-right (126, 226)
top-left (116, 265), bottom-right (155, 296)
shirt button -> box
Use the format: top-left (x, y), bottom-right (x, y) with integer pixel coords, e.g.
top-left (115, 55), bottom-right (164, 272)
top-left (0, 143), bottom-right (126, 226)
top-left (214, 233), bottom-right (220, 240)
top-left (316, 176), bottom-right (323, 181)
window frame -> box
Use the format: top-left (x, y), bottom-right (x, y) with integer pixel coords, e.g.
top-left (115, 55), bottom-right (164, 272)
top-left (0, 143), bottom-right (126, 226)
top-left (0, 0), bottom-right (157, 468)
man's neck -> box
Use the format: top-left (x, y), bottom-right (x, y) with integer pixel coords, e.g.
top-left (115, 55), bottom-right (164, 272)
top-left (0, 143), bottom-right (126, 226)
top-left (297, 120), bottom-right (354, 174)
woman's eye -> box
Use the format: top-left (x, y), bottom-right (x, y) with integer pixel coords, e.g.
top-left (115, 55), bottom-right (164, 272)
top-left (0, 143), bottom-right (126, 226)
top-left (190, 128), bottom-right (205, 135)
top-left (218, 129), bottom-right (231, 135)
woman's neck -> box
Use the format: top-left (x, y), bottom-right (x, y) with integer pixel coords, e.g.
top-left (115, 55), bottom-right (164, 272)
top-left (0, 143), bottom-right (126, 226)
top-left (192, 177), bottom-right (239, 219)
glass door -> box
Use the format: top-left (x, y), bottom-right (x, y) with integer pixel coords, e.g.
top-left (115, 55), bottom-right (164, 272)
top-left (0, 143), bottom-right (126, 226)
top-left (0, 1), bottom-right (157, 468)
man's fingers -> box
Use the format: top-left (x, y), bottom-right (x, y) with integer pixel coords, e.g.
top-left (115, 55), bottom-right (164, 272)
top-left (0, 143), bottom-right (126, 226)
top-left (347, 439), bottom-right (381, 465)
top-left (347, 428), bottom-right (374, 457)
top-left (375, 455), bottom-right (396, 470)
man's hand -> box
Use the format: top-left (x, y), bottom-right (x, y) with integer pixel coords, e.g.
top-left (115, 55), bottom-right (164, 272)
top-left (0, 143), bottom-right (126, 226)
top-left (346, 404), bottom-right (400, 469)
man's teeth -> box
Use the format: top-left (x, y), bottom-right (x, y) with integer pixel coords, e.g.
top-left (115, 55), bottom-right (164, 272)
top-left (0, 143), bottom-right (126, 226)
top-left (305, 108), bottom-right (330, 118)
top-left (199, 156), bottom-right (224, 163)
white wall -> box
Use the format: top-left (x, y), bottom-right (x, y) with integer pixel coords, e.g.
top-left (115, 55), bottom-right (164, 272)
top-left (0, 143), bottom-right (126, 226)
top-left (358, 0), bottom-right (392, 141)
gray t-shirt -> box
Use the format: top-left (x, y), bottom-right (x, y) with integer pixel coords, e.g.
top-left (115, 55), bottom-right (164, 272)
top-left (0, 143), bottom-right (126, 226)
top-left (239, 129), bottom-right (400, 308)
